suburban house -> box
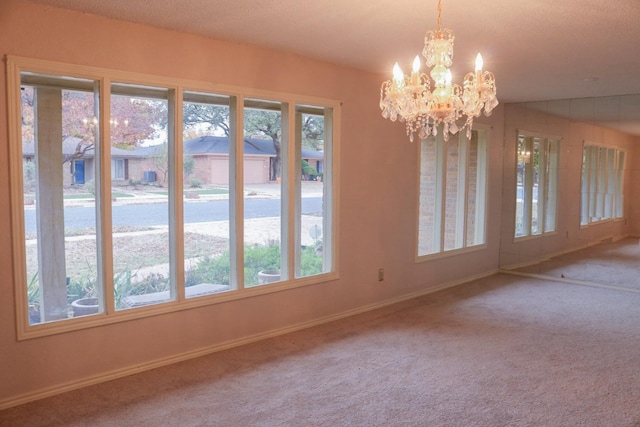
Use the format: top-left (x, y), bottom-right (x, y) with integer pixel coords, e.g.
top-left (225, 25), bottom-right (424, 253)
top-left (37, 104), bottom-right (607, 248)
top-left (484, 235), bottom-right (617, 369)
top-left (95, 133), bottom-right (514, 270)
top-left (130, 136), bottom-right (324, 185)
top-left (2, 0), bottom-right (640, 423)
top-left (22, 136), bottom-right (145, 186)
top-left (22, 135), bottom-right (323, 187)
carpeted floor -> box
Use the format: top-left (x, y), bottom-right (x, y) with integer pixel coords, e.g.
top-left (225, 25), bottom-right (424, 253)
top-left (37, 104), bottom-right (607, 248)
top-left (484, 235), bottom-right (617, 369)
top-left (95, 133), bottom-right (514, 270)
top-left (2, 254), bottom-right (640, 426)
top-left (513, 236), bottom-right (640, 291)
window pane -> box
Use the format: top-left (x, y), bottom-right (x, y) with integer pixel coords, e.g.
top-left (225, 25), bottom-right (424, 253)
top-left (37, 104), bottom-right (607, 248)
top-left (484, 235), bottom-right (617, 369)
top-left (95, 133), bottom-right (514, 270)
top-left (296, 107), bottom-right (329, 278)
top-left (444, 137), bottom-right (463, 251)
top-left (531, 138), bottom-right (541, 235)
top-left (606, 148), bottom-right (615, 218)
top-left (615, 151), bottom-right (625, 218)
top-left (466, 130), bottom-right (486, 246)
top-left (515, 136), bottom-right (528, 237)
top-left (589, 147), bottom-right (599, 222)
top-left (418, 137), bottom-right (441, 255)
top-left (182, 92), bottom-right (233, 297)
top-left (580, 146), bottom-right (589, 225)
top-left (21, 76), bottom-right (101, 324)
top-left (110, 87), bottom-right (171, 310)
top-left (243, 99), bottom-right (284, 287)
top-left (544, 140), bottom-right (558, 232)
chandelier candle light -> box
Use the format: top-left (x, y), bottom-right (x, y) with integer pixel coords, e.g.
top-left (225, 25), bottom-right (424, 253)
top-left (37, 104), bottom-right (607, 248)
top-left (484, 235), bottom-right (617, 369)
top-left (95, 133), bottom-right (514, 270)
top-left (380, 0), bottom-right (498, 141)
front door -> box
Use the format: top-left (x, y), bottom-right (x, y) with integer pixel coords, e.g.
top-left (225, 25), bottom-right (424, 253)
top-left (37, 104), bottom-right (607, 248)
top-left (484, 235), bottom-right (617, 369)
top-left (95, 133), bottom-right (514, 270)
top-left (74, 159), bottom-right (85, 184)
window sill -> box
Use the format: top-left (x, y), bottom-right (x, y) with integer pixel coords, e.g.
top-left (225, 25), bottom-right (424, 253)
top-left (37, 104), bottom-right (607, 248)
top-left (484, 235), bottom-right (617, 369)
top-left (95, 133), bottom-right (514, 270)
top-left (415, 243), bottom-right (488, 263)
top-left (18, 271), bottom-right (339, 341)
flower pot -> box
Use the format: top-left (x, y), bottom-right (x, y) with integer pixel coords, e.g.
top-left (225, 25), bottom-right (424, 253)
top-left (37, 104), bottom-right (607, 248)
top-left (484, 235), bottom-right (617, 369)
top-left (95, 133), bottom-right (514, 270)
top-left (257, 270), bottom-right (280, 285)
top-left (71, 297), bottom-right (99, 317)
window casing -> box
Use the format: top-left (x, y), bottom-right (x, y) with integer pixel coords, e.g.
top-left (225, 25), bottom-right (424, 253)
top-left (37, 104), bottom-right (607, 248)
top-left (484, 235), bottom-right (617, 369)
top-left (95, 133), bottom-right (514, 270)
top-left (417, 128), bottom-right (488, 258)
top-left (514, 132), bottom-right (559, 239)
top-left (8, 56), bottom-right (339, 338)
top-left (580, 144), bottom-right (625, 225)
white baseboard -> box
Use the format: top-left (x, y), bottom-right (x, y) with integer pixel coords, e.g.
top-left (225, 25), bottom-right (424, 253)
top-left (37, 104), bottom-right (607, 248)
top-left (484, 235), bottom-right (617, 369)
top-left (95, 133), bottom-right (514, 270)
top-left (0, 268), bottom-right (499, 411)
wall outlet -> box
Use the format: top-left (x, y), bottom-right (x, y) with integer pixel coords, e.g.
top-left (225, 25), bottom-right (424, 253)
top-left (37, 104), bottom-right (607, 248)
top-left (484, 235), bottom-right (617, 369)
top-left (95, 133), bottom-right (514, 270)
top-left (378, 268), bottom-right (384, 281)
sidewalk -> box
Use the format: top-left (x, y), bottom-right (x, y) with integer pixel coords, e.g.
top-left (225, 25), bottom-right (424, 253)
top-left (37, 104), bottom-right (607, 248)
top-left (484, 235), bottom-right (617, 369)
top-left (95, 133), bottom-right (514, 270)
top-left (59, 181), bottom-right (324, 208)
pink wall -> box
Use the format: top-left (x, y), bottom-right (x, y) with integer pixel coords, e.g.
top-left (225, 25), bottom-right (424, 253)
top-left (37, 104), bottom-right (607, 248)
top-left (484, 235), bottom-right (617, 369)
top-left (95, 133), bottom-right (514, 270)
top-left (0, 0), bottom-right (505, 406)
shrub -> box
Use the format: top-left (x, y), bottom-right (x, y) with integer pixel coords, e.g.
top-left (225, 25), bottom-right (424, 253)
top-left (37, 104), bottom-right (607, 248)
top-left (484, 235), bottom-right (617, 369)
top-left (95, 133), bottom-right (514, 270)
top-left (189, 178), bottom-right (203, 188)
top-left (185, 242), bottom-right (324, 287)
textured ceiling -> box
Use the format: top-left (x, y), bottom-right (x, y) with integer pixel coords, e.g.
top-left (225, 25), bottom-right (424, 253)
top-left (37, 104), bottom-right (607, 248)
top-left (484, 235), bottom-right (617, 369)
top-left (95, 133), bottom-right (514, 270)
top-left (27, 0), bottom-right (640, 133)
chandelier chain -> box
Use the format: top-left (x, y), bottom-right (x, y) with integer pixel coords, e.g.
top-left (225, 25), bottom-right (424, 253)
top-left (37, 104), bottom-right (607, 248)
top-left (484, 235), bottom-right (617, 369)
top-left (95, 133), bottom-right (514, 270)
top-left (437, 0), bottom-right (442, 31)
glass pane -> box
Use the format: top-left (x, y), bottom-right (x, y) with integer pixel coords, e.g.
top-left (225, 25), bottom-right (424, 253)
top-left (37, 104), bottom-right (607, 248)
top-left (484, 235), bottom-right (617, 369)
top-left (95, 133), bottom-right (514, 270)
top-left (596, 147), bottom-right (607, 219)
top-left (444, 137), bottom-right (463, 251)
top-left (515, 136), bottom-right (528, 237)
top-left (615, 151), bottom-right (625, 218)
top-left (21, 76), bottom-right (101, 324)
top-left (418, 137), bottom-right (441, 255)
top-left (296, 107), bottom-right (328, 278)
top-left (588, 146), bottom-right (598, 221)
top-left (110, 86), bottom-right (171, 310)
top-left (544, 140), bottom-right (559, 232)
top-left (531, 138), bottom-right (541, 235)
top-left (466, 130), bottom-right (486, 246)
top-left (182, 92), bottom-right (233, 297)
top-left (580, 146), bottom-right (589, 225)
top-left (605, 147), bottom-right (615, 218)
top-left (243, 99), bottom-right (284, 287)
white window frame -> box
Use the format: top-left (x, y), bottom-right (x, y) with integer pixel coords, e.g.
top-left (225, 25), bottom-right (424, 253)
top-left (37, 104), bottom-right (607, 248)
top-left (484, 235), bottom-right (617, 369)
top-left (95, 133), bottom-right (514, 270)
top-left (7, 56), bottom-right (340, 339)
top-left (416, 126), bottom-right (489, 260)
top-left (514, 131), bottom-right (560, 240)
top-left (580, 142), bottom-right (625, 226)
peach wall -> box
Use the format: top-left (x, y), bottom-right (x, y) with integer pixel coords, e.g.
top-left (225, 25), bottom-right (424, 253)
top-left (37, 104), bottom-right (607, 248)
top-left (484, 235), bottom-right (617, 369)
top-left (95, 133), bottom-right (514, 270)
top-left (0, 0), bottom-right (504, 406)
top-left (500, 104), bottom-right (636, 268)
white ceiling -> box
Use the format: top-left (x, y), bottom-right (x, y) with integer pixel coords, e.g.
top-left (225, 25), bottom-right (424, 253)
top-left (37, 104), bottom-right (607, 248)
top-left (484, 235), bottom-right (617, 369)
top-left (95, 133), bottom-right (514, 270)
top-left (28, 0), bottom-right (640, 133)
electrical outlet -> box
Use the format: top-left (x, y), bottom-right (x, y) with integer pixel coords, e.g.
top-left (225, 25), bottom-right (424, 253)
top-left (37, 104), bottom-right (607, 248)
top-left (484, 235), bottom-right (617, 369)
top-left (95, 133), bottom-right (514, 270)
top-left (378, 268), bottom-right (384, 281)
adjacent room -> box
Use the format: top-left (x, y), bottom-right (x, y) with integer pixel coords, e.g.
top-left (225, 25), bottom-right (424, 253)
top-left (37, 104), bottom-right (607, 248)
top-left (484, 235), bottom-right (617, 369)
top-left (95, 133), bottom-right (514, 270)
top-left (1, 0), bottom-right (639, 425)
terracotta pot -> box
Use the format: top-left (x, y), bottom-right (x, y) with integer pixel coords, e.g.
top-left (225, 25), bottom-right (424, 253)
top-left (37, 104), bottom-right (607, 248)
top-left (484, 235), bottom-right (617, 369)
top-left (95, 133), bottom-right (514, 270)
top-left (71, 297), bottom-right (99, 317)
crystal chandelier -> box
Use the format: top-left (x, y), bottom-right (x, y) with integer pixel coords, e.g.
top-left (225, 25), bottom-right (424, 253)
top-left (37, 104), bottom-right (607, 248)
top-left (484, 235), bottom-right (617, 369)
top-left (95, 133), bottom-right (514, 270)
top-left (379, 0), bottom-right (498, 142)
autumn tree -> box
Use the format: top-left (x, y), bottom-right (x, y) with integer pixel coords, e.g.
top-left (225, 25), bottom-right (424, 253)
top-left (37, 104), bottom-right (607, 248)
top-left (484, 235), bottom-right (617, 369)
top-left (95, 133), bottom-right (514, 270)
top-left (21, 87), bottom-right (166, 165)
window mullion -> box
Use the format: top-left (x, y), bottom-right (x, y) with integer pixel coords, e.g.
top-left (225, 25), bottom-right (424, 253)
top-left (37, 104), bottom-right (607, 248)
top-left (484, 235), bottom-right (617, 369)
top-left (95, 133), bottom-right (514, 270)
top-left (281, 101), bottom-right (294, 282)
top-left (292, 108), bottom-right (302, 279)
top-left (231, 96), bottom-right (243, 289)
top-left (169, 88), bottom-right (183, 301)
top-left (98, 77), bottom-right (115, 314)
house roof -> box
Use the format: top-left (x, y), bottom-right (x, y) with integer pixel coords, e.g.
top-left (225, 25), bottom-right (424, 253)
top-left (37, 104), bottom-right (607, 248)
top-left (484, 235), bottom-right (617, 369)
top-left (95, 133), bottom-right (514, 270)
top-left (22, 136), bottom-right (325, 160)
top-left (183, 136), bottom-right (324, 159)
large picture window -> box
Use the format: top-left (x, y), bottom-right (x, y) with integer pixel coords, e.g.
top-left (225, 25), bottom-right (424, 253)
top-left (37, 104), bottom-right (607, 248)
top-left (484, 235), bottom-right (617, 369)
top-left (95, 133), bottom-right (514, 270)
top-left (514, 132), bottom-right (559, 239)
top-left (580, 144), bottom-right (625, 225)
top-left (417, 129), bottom-right (488, 257)
top-left (8, 57), bottom-right (338, 337)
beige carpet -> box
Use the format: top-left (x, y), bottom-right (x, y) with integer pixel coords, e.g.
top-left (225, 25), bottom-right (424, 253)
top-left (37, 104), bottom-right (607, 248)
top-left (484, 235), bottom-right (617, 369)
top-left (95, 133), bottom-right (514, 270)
top-left (2, 272), bottom-right (640, 426)
top-left (513, 236), bottom-right (640, 291)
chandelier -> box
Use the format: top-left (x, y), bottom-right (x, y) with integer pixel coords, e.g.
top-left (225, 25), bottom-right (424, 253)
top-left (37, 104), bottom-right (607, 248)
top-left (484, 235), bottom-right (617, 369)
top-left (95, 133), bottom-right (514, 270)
top-left (379, 0), bottom-right (498, 142)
